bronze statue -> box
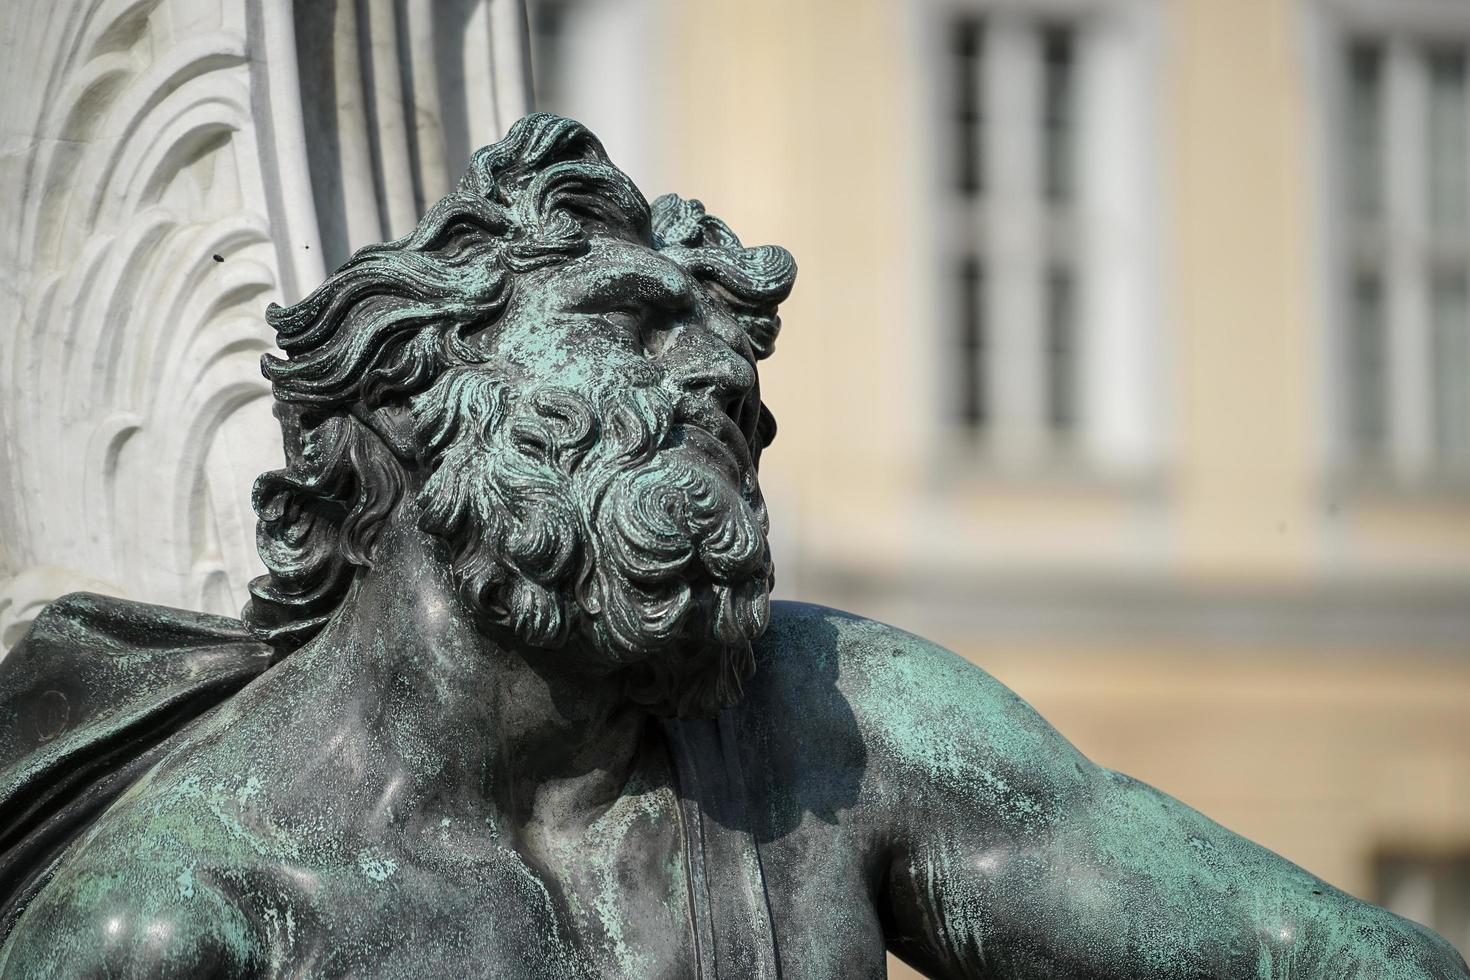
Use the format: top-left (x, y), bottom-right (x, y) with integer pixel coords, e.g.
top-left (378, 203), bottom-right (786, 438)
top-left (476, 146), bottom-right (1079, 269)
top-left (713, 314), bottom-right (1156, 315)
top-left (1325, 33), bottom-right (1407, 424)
top-left (1, 114), bottom-right (1466, 979)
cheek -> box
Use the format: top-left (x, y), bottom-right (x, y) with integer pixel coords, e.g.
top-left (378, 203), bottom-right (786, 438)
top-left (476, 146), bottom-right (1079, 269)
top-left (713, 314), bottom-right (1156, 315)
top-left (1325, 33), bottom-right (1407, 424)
top-left (567, 340), bottom-right (663, 391)
top-left (501, 324), bottom-right (664, 389)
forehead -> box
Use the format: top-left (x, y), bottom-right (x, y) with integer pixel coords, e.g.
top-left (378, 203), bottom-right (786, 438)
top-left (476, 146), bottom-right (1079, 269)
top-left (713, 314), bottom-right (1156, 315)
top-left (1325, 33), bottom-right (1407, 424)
top-left (484, 236), bottom-right (703, 382)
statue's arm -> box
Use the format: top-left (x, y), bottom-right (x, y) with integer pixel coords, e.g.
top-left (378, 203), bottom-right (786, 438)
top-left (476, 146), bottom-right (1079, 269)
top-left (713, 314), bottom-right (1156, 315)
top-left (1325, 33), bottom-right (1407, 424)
top-left (866, 635), bottom-right (1469, 979)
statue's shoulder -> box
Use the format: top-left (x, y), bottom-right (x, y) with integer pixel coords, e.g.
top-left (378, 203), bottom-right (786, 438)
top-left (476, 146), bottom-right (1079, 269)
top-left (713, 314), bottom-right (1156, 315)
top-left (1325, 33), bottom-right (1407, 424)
top-left (752, 601), bottom-right (1085, 795)
top-left (757, 599), bottom-right (1004, 710)
top-left (762, 599), bottom-right (953, 653)
top-left (0, 592), bottom-right (273, 942)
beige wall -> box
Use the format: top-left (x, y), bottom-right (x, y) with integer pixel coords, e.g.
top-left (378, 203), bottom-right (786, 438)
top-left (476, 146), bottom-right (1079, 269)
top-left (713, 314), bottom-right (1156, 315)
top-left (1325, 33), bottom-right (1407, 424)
top-left (983, 644), bottom-right (1470, 897)
top-left (1170, 0), bottom-right (1319, 579)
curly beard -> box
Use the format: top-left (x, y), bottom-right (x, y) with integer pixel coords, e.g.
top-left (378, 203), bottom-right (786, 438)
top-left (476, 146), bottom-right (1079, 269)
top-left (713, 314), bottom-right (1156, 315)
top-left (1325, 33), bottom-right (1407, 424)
top-left (409, 367), bottom-right (773, 717)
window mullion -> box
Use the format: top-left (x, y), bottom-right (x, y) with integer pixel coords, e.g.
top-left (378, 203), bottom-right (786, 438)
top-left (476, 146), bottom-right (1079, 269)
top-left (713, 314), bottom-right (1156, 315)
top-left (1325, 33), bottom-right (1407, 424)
top-left (984, 13), bottom-right (1046, 469)
top-left (1384, 37), bottom-right (1433, 480)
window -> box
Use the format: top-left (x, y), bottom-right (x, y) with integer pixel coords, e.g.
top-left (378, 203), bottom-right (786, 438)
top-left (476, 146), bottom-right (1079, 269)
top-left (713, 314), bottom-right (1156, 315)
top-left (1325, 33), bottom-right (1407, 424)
top-left (956, 254), bottom-right (987, 434)
top-left (1376, 850), bottom-right (1470, 959)
top-left (1041, 26), bottom-right (1077, 206)
top-left (1045, 265), bottom-right (1078, 437)
top-left (1347, 271), bottom-right (1388, 455)
top-left (946, 16), bottom-right (1081, 454)
top-left (1331, 17), bottom-right (1470, 481)
top-left (951, 18), bottom-right (984, 198)
top-left (937, 2), bottom-right (1160, 476)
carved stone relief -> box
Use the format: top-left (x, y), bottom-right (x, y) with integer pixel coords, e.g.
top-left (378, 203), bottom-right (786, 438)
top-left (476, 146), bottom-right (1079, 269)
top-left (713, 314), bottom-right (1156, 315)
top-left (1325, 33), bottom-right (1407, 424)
top-left (0, 0), bottom-right (531, 654)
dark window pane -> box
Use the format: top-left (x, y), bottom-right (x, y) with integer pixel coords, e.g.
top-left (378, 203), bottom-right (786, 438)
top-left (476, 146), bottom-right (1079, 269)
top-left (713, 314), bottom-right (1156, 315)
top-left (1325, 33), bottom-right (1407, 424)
top-left (1045, 266), bottom-right (1077, 435)
top-left (1431, 270), bottom-right (1470, 465)
top-left (1347, 272), bottom-right (1388, 457)
top-left (1042, 25), bottom-right (1076, 205)
top-left (952, 17), bottom-right (985, 197)
top-left (1345, 40), bottom-right (1385, 221)
top-left (957, 256), bottom-right (986, 433)
top-left (1427, 46), bottom-right (1469, 236)
top-left (1376, 851), bottom-right (1470, 961)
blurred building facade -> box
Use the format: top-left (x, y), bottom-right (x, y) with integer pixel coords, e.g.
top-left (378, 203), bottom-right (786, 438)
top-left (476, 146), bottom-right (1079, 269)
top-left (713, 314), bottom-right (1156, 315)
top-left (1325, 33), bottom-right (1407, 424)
top-left (530, 0), bottom-right (1470, 961)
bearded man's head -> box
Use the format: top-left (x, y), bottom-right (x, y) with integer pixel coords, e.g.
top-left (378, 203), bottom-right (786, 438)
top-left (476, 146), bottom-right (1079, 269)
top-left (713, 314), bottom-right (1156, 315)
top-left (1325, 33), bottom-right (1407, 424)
top-left (242, 113), bottom-right (797, 717)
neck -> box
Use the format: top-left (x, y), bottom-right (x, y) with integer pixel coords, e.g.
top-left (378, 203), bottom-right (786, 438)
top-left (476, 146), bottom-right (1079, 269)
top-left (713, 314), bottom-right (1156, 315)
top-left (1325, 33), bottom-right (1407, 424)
top-left (302, 506), bottom-right (649, 834)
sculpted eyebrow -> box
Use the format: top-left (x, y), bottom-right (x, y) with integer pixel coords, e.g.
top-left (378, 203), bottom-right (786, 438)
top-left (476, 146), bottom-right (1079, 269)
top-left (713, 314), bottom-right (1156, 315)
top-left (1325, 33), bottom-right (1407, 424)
top-left (574, 268), bottom-right (696, 314)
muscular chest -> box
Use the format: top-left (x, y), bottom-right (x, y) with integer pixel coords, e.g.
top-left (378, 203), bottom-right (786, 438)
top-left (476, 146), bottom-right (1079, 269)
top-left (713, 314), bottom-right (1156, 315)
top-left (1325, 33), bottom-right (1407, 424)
top-left (254, 792), bottom-right (699, 980)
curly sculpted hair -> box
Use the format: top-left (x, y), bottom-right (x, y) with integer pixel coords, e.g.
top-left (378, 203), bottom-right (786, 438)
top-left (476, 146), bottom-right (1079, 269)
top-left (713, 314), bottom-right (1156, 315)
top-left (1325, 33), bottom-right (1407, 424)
top-left (242, 114), bottom-right (797, 696)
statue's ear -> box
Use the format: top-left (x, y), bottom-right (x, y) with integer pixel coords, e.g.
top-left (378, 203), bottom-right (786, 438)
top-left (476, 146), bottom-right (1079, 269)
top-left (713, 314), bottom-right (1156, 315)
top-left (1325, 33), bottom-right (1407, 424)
top-left (349, 401), bottom-right (419, 465)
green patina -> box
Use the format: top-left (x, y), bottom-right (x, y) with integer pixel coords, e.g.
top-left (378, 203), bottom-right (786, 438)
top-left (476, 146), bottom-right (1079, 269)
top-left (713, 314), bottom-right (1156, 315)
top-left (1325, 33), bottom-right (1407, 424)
top-left (175, 866), bottom-right (195, 902)
top-left (357, 852), bottom-right (399, 883)
top-left (0, 112), bottom-right (1464, 980)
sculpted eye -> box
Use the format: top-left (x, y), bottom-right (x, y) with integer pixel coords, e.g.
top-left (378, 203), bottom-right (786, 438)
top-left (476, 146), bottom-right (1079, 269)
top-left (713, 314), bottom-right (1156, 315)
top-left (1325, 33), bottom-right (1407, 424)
top-left (602, 306), bottom-right (676, 358)
top-left (639, 318), bottom-right (677, 358)
top-left (601, 307), bottom-right (640, 332)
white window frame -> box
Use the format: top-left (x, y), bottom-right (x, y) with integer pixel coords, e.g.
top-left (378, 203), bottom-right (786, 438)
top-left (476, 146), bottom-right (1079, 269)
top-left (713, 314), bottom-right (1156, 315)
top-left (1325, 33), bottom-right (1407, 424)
top-left (909, 0), bottom-right (1165, 482)
top-left (1311, 0), bottom-right (1470, 491)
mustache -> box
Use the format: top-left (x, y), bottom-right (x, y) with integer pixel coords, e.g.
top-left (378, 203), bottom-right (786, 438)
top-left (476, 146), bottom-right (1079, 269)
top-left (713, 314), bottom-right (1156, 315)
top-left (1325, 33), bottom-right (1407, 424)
top-left (672, 398), bottom-right (756, 488)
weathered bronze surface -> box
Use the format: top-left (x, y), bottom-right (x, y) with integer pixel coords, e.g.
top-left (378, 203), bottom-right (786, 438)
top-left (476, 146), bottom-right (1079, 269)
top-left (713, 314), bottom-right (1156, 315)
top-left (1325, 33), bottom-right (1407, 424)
top-left (1, 114), bottom-right (1467, 979)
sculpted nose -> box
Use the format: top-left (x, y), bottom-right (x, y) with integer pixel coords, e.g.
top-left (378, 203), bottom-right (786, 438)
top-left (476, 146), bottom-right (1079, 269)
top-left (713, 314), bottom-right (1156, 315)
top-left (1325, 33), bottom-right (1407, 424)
top-left (665, 328), bottom-right (756, 420)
